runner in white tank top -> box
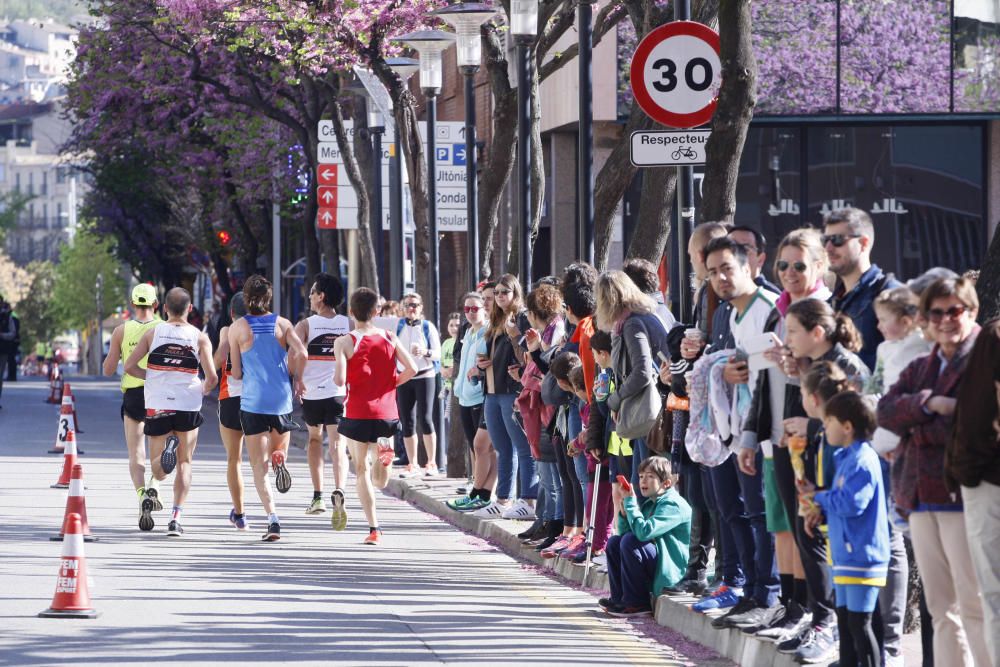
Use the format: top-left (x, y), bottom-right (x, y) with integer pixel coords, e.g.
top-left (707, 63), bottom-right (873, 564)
top-left (293, 273), bottom-right (351, 527)
top-left (125, 288), bottom-right (217, 537)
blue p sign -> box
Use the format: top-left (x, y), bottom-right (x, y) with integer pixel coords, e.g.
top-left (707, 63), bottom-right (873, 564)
top-left (436, 146), bottom-right (450, 162)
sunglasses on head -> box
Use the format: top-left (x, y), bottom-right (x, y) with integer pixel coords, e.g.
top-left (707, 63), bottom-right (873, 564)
top-left (464, 306), bottom-right (481, 313)
top-left (495, 288), bottom-right (513, 296)
top-left (927, 305), bottom-right (967, 323)
top-left (776, 260), bottom-right (808, 273)
top-left (821, 233), bottom-right (862, 248)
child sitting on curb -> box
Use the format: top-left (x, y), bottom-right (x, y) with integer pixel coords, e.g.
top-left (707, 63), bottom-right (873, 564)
top-left (599, 456), bottom-right (691, 617)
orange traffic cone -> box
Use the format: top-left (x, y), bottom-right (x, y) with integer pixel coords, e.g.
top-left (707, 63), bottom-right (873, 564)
top-left (64, 383), bottom-right (84, 434)
top-left (48, 395), bottom-right (74, 454)
top-left (38, 513), bottom-right (100, 618)
top-left (45, 362), bottom-right (62, 404)
top-left (52, 465), bottom-right (96, 542)
top-left (51, 429), bottom-right (79, 489)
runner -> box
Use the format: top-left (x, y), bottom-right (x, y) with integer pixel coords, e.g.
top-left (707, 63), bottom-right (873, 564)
top-left (293, 272), bottom-right (351, 527)
top-left (102, 283), bottom-right (161, 525)
top-left (228, 275), bottom-right (307, 542)
top-left (334, 287), bottom-right (418, 545)
top-left (124, 287), bottom-right (217, 536)
top-left (214, 293), bottom-right (249, 530)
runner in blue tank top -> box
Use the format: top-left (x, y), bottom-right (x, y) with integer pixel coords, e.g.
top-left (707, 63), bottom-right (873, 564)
top-left (229, 275), bottom-right (307, 542)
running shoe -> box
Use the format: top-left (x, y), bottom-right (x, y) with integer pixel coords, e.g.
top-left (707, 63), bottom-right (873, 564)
top-left (456, 497), bottom-right (489, 512)
top-left (752, 601), bottom-right (810, 641)
top-left (139, 496), bottom-right (155, 532)
top-left (160, 435), bottom-right (179, 475)
top-left (262, 522), bottom-right (281, 542)
top-left (145, 487), bottom-right (163, 512)
top-left (692, 585), bottom-right (743, 613)
top-left (228, 508), bottom-right (248, 531)
top-left (571, 548), bottom-right (603, 565)
top-left (330, 489), bottom-right (348, 531)
top-left (376, 438), bottom-right (395, 467)
top-left (607, 605), bottom-right (652, 618)
top-left (711, 596), bottom-right (758, 628)
top-left (560, 536), bottom-right (590, 561)
top-left (398, 464), bottom-right (420, 479)
top-left (471, 500), bottom-right (504, 519)
top-left (166, 520), bottom-right (183, 537)
top-left (598, 597), bottom-right (618, 611)
top-left (793, 624), bottom-right (837, 663)
top-left (455, 480), bottom-right (472, 495)
top-left (500, 499), bottom-right (535, 520)
top-left (445, 495), bottom-right (477, 511)
top-left (423, 465), bottom-right (441, 478)
top-left (272, 450), bottom-right (292, 494)
top-left (364, 528), bottom-right (381, 545)
top-left (306, 497), bottom-right (327, 515)
top-left (542, 534), bottom-right (580, 559)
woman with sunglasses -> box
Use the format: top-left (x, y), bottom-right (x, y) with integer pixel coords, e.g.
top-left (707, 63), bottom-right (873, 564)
top-left (393, 293), bottom-right (442, 478)
top-left (878, 277), bottom-right (988, 667)
top-left (473, 274), bottom-right (538, 520)
top-left (735, 228), bottom-right (833, 642)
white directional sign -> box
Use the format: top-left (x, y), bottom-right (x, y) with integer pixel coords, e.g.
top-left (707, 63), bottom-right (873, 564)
top-left (629, 130), bottom-right (710, 166)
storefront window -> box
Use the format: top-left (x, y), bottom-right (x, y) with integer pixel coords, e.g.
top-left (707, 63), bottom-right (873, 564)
top-left (955, 0), bottom-right (1000, 110)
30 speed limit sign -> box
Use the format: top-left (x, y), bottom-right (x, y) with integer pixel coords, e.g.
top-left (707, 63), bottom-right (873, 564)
top-left (629, 21), bottom-right (721, 129)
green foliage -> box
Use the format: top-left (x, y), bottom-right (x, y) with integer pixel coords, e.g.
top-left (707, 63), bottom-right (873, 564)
top-left (0, 0), bottom-right (86, 23)
top-left (15, 260), bottom-right (58, 353)
top-left (0, 191), bottom-right (35, 243)
top-left (50, 227), bottom-right (126, 330)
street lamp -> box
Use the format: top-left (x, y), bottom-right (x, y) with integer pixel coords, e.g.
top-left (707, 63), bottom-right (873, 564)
top-left (578, 0), bottom-right (595, 264)
top-left (392, 30), bottom-right (455, 325)
top-left (386, 57), bottom-right (420, 300)
top-left (432, 3), bottom-right (497, 290)
top-left (508, 0), bottom-right (538, 284)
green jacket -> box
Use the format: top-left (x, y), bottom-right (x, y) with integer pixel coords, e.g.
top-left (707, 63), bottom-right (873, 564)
top-left (617, 487), bottom-right (691, 598)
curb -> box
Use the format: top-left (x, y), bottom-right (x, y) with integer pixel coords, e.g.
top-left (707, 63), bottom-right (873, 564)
top-left (385, 475), bottom-right (834, 667)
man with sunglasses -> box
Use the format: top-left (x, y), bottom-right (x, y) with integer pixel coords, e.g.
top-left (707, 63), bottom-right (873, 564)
top-left (823, 207), bottom-right (901, 370)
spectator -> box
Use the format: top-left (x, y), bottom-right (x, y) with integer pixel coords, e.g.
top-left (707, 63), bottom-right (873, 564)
top-left (729, 225), bottom-right (780, 294)
top-left (623, 257), bottom-right (677, 331)
top-left (561, 281), bottom-right (598, 522)
top-left (878, 277), bottom-right (989, 667)
top-left (545, 351), bottom-right (587, 557)
top-left (394, 293), bottom-right (443, 478)
top-left (0, 296), bottom-right (16, 409)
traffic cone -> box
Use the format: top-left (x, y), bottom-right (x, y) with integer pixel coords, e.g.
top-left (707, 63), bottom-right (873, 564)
top-left (51, 429), bottom-right (79, 489)
top-left (38, 513), bottom-right (100, 618)
top-left (48, 395), bottom-right (74, 454)
top-left (51, 465), bottom-right (96, 542)
top-left (45, 362), bottom-right (62, 404)
top-left (64, 383), bottom-right (84, 434)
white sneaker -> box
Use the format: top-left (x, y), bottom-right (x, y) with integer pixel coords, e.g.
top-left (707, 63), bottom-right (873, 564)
top-left (471, 501), bottom-right (505, 519)
top-left (500, 499), bottom-right (535, 520)
top-left (423, 466), bottom-right (441, 478)
top-left (398, 465), bottom-right (420, 479)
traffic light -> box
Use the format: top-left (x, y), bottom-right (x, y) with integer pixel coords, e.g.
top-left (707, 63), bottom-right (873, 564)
top-left (216, 230), bottom-right (232, 246)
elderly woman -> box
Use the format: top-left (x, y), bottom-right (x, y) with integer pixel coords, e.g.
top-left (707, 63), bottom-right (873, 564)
top-left (877, 277), bottom-right (988, 667)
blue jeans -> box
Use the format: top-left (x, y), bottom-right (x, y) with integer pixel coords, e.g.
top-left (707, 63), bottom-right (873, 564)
top-left (736, 449), bottom-right (779, 606)
top-left (607, 532), bottom-right (657, 608)
top-left (484, 393), bottom-right (538, 500)
top-left (708, 455), bottom-right (750, 590)
top-left (536, 461), bottom-right (563, 521)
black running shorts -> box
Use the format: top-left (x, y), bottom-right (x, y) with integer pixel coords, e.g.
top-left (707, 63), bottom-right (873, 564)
top-left (301, 396), bottom-right (345, 427)
top-left (240, 410), bottom-right (297, 436)
top-left (338, 418), bottom-right (399, 444)
top-left (143, 409), bottom-right (204, 436)
top-left (218, 396), bottom-right (243, 431)
top-left (121, 387), bottom-right (146, 422)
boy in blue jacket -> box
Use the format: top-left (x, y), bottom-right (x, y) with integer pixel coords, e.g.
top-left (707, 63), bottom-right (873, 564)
top-left (599, 456), bottom-right (691, 617)
top-left (801, 391), bottom-right (888, 667)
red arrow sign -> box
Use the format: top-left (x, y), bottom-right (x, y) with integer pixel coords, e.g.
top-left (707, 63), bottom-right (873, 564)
top-left (317, 165), bottom-right (338, 186)
top-left (317, 186), bottom-right (337, 207)
top-left (317, 208), bottom-right (336, 229)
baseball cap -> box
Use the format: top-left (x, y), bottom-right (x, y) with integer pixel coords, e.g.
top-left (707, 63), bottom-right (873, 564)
top-left (131, 283), bottom-right (157, 306)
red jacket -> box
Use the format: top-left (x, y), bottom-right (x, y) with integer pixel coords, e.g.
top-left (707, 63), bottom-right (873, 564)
top-left (877, 327), bottom-right (979, 514)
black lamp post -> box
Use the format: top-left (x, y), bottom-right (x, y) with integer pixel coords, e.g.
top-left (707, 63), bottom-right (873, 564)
top-left (385, 57), bottom-right (420, 300)
top-left (432, 3), bottom-right (497, 290)
top-left (578, 0), bottom-right (595, 264)
top-left (508, 0), bottom-right (538, 285)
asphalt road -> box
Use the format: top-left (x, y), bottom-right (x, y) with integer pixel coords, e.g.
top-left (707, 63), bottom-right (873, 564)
top-left (0, 377), bottom-right (729, 667)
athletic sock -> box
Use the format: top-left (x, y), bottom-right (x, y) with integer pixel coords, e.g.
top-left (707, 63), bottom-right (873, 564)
top-left (268, 512), bottom-right (279, 524)
top-left (313, 491), bottom-right (323, 501)
top-left (136, 487), bottom-right (145, 500)
top-left (780, 573), bottom-right (794, 606)
top-left (171, 506), bottom-right (182, 521)
top-left (793, 578), bottom-right (809, 607)
top-left (478, 488), bottom-right (492, 501)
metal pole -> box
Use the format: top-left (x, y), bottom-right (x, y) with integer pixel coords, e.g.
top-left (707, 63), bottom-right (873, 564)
top-left (674, 0), bottom-right (694, 323)
top-left (516, 42), bottom-right (532, 284)
top-left (389, 138), bottom-right (404, 300)
top-left (93, 273), bottom-right (103, 375)
top-left (427, 93), bottom-right (440, 325)
top-left (372, 127), bottom-right (385, 294)
top-left (272, 200), bottom-right (281, 317)
top-left (463, 68), bottom-right (480, 289)
top-left (578, 0), bottom-right (595, 264)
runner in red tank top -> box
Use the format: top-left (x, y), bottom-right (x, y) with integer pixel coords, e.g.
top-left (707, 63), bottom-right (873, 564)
top-left (334, 287), bottom-right (418, 545)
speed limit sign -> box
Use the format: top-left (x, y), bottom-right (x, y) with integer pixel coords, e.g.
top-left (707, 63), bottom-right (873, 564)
top-left (629, 21), bottom-right (721, 129)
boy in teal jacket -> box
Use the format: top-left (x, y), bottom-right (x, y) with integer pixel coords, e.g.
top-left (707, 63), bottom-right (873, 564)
top-left (599, 456), bottom-right (691, 617)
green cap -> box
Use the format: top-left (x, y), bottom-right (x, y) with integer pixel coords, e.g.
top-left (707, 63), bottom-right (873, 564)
top-left (131, 283), bottom-right (157, 306)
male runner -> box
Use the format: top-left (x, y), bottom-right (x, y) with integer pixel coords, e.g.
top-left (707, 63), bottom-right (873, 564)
top-left (293, 272), bottom-right (351, 528)
top-left (125, 287), bottom-right (217, 536)
top-left (229, 275), bottom-right (307, 542)
top-left (103, 283), bottom-right (162, 525)
top-left (215, 293), bottom-right (249, 530)
top-left (334, 287), bottom-right (418, 545)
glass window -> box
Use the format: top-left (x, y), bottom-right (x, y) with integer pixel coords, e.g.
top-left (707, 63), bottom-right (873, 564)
top-left (954, 1), bottom-right (1000, 111)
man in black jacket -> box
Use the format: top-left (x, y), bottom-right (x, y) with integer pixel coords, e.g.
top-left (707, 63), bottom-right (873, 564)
top-left (0, 296), bottom-right (17, 407)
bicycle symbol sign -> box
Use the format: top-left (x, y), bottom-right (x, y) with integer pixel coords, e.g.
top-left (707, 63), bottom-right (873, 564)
top-left (629, 21), bottom-right (721, 129)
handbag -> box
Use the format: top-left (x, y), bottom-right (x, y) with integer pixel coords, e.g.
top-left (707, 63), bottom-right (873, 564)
top-left (645, 398), bottom-right (672, 455)
top-left (616, 378), bottom-right (662, 440)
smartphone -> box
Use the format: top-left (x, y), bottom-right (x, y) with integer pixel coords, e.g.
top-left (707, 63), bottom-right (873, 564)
top-left (656, 351), bottom-right (670, 365)
top-left (616, 474), bottom-right (632, 491)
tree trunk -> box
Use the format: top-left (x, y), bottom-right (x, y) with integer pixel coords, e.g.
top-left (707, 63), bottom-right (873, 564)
top-left (299, 135), bottom-right (323, 281)
top-left (626, 167), bottom-right (677, 262)
top-left (700, 0), bottom-right (756, 223)
top-left (977, 229), bottom-right (1000, 322)
top-left (346, 96), bottom-right (380, 294)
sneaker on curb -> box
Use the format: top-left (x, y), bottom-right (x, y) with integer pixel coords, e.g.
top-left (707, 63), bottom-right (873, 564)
top-left (692, 585), bottom-right (743, 613)
top-left (423, 465), bottom-right (441, 478)
top-left (363, 528), bottom-right (381, 545)
top-left (793, 624), bottom-right (837, 663)
top-left (540, 535), bottom-right (571, 558)
top-left (306, 497), bottom-right (327, 515)
top-left (607, 605), bottom-right (652, 618)
top-left (228, 508), bottom-right (248, 531)
top-left (471, 500), bottom-right (504, 519)
top-left (754, 601), bottom-right (810, 641)
top-left (330, 490), bottom-right (348, 531)
top-left (572, 548), bottom-right (603, 565)
top-left (166, 520), bottom-right (183, 537)
top-left (517, 518), bottom-right (545, 541)
top-left (262, 522), bottom-right (281, 542)
top-left (145, 487), bottom-right (163, 512)
top-left (711, 596), bottom-right (759, 628)
top-left (445, 495), bottom-right (476, 510)
top-left (398, 464), bottom-right (420, 479)
top-left (533, 534), bottom-right (559, 551)
top-left (500, 499), bottom-right (535, 520)
top-left (271, 450), bottom-right (292, 493)
top-left (777, 623), bottom-right (812, 653)
top-left (160, 435), bottom-right (179, 475)
top-left (457, 497), bottom-right (489, 512)
top-left (729, 602), bottom-right (785, 631)
top-left (598, 597), bottom-right (618, 611)
top-left (455, 481), bottom-right (472, 495)
top-left (139, 497), bottom-right (155, 532)
top-left (376, 438), bottom-right (394, 467)
top-left (561, 537), bottom-right (590, 561)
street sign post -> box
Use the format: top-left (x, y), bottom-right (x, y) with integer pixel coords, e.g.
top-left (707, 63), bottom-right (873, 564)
top-left (629, 129), bottom-right (710, 166)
